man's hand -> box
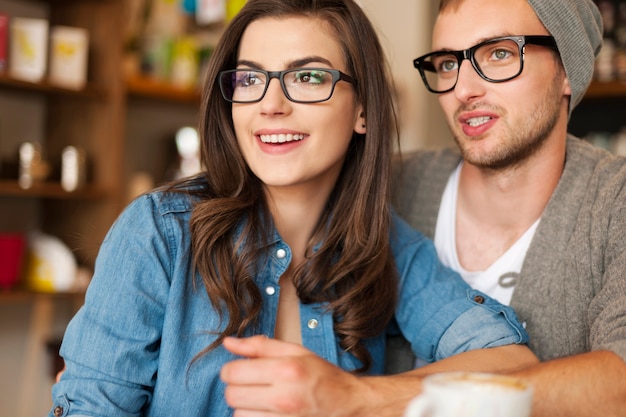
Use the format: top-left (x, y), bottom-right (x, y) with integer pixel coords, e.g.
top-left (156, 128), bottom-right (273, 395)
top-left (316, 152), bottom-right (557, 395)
top-left (220, 335), bottom-right (374, 417)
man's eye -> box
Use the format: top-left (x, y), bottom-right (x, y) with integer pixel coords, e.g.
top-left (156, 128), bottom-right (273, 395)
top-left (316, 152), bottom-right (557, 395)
top-left (492, 49), bottom-right (513, 61)
top-left (439, 60), bottom-right (458, 73)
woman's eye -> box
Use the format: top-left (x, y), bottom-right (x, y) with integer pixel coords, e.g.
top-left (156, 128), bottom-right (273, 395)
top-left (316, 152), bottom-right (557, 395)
top-left (295, 71), bottom-right (326, 84)
top-left (236, 72), bottom-right (262, 87)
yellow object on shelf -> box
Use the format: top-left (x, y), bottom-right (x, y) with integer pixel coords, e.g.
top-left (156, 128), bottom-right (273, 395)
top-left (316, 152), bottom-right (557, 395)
top-left (170, 36), bottom-right (198, 88)
top-left (226, 0), bottom-right (247, 21)
top-left (23, 231), bottom-right (77, 293)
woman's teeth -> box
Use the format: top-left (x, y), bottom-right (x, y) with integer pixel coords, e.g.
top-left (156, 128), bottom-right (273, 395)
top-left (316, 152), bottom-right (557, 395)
top-left (260, 133), bottom-right (305, 143)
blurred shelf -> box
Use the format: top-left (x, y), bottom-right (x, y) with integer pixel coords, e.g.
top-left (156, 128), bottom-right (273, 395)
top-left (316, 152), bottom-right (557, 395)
top-left (0, 72), bottom-right (105, 99)
top-left (0, 289), bottom-right (85, 303)
top-left (125, 75), bottom-right (201, 103)
top-left (0, 180), bottom-right (109, 199)
top-left (584, 81), bottom-right (626, 99)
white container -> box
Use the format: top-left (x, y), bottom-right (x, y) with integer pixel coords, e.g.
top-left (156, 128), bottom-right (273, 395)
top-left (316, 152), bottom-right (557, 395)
top-left (9, 17), bottom-right (49, 82)
top-left (196, 0), bottom-right (226, 25)
top-left (61, 146), bottom-right (87, 192)
top-left (19, 141), bottom-right (50, 189)
top-left (49, 26), bottom-right (89, 89)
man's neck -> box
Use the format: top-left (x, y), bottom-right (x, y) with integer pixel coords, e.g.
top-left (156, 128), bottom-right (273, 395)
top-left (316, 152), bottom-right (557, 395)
top-left (454, 136), bottom-right (566, 271)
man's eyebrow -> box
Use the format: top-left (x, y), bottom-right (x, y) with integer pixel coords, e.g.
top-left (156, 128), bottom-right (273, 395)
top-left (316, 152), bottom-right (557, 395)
top-left (432, 33), bottom-right (517, 52)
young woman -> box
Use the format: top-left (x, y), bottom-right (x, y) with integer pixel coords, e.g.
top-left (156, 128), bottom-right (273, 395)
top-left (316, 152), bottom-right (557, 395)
top-left (48, 1), bottom-right (532, 416)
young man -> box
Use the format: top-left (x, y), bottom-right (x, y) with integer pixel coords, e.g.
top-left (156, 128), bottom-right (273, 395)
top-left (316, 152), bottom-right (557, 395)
top-left (221, 0), bottom-right (626, 416)
top-left (388, 0), bottom-right (626, 415)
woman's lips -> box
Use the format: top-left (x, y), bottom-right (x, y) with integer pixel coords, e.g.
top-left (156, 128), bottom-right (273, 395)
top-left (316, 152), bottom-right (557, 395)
top-left (259, 133), bottom-right (305, 143)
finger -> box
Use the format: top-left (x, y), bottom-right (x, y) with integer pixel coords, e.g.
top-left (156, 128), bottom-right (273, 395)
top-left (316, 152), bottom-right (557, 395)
top-left (225, 380), bottom-right (311, 414)
top-left (225, 384), bottom-right (272, 412)
top-left (223, 335), bottom-right (308, 358)
top-left (222, 353), bottom-right (316, 385)
top-left (221, 357), bottom-right (281, 384)
top-left (232, 409), bottom-right (278, 417)
top-left (56, 363), bottom-right (67, 383)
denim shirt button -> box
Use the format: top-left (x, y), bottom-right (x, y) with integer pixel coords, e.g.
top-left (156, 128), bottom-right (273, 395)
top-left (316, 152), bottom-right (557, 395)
top-left (53, 406), bottom-right (64, 417)
top-left (276, 248), bottom-right (287, 259)
top-left (473, 295), bottom-right (485, 304)
top-left (265, 285), bottom-right (276, 296)
top-left (307, 318), bottom-right (319, 329)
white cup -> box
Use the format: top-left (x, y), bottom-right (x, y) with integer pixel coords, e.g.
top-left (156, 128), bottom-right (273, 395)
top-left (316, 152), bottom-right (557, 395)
top-left (404, 372), bottom-right (533, 417)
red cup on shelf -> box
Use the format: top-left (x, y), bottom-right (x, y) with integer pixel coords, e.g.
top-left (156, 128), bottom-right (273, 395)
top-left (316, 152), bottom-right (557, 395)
top-left (0, 234), bottom-right (26, 290)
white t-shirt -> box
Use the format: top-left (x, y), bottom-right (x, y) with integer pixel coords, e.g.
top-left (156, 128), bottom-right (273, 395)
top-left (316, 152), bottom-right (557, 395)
top-left (434, 163), bottom-right (539, 306)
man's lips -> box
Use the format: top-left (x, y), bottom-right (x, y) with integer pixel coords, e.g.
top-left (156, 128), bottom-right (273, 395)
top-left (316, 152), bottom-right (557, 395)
top-left (464, 116), bottom-right (493, 127)
top-left (458, 112), bottom-right (498, 137)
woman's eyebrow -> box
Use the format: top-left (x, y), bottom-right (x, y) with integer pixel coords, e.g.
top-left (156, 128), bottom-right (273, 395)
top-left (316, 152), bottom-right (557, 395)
top-left (289, 56), bottom-right (333, 68)
top-left (235, 59), bottom-right (262, 69)
top-left (235, 56), bottom-right (334, 70)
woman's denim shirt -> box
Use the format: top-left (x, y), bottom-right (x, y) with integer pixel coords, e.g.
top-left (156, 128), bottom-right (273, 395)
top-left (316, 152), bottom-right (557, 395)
top-left (49, 190), bottom-right (528, 417)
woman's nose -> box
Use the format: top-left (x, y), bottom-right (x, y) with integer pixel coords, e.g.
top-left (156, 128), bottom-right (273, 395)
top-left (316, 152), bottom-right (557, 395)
top-left (259, 78), bottom-right (291, 115)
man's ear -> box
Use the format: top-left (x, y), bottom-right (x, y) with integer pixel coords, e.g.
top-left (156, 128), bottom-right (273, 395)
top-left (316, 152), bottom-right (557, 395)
top-left (562, 75), bottom-right (573, 115)
top-left (562, 76), bottom-right (572, 96)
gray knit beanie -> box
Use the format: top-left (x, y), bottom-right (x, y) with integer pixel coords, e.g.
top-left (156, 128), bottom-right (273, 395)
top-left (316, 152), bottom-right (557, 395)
top-left (526, 0), bottom-right (603, 115)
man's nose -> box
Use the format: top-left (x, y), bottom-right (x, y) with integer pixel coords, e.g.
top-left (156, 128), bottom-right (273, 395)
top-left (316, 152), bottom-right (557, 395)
top-left (453, 59), bottom-right (486, 102)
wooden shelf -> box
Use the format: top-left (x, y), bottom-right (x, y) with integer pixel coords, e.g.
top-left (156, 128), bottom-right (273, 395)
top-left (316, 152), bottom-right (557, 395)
top-left (0, 72), bottom-right (105, 99)
top-left (0, 1), bottom-right (127, 414)
top-left (0, 180), bottom-right (109, 199)
top-left (0, 289), bottom-right (84, 303)
top-left (125, 75), bottom-right (201, 103)
top-left (584, 81), bottom-right (626, 99)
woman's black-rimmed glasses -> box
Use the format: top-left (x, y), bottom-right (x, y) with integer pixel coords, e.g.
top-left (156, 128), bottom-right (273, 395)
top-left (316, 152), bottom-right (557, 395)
top-left (413, 35), bottom-right (558, 94)
top-left (219, 68), bottom-right (356, 103)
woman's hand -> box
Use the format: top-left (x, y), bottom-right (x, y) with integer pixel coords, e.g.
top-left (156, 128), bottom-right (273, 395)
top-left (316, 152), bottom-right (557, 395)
top-left (221, 335), bottom-right (375, 417)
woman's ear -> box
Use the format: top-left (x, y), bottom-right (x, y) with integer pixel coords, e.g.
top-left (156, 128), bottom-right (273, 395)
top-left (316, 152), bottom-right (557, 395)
top-left (354, 109), bottom-right (366, 135)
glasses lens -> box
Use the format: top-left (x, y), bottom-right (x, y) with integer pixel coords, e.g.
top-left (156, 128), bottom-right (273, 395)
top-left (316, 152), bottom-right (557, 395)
top-left (220, 70), bottom-right (267, 102)
top-left (473, 38), bottom-right (522, 81)
top-left (283, 69), bottom-right (335, 102)
top-left (419, 53), bottom-right (459, 93)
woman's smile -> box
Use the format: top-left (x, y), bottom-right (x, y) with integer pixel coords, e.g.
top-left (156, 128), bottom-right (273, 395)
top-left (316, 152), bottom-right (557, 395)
top-left (259, 133), bottom-right (306, 143)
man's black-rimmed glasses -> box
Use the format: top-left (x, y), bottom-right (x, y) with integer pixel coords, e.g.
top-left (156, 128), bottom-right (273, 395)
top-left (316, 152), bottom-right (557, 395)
top-left (413, 35), bottom-right (558, 94)
top-left (219, 68), bottom-right (356, 103)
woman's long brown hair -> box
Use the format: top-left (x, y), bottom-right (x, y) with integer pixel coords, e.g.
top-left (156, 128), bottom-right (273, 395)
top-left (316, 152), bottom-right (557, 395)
top-left (176, 0), bottom-right (399, 373)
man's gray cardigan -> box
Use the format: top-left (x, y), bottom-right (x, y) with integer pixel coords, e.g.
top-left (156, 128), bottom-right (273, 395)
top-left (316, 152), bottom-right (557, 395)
top-left (387, 136), bottom-right (626, 372)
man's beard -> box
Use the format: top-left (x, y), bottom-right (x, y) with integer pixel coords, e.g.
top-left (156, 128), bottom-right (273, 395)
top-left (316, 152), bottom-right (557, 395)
top-left (452, 73), bottom-right (564, 171)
